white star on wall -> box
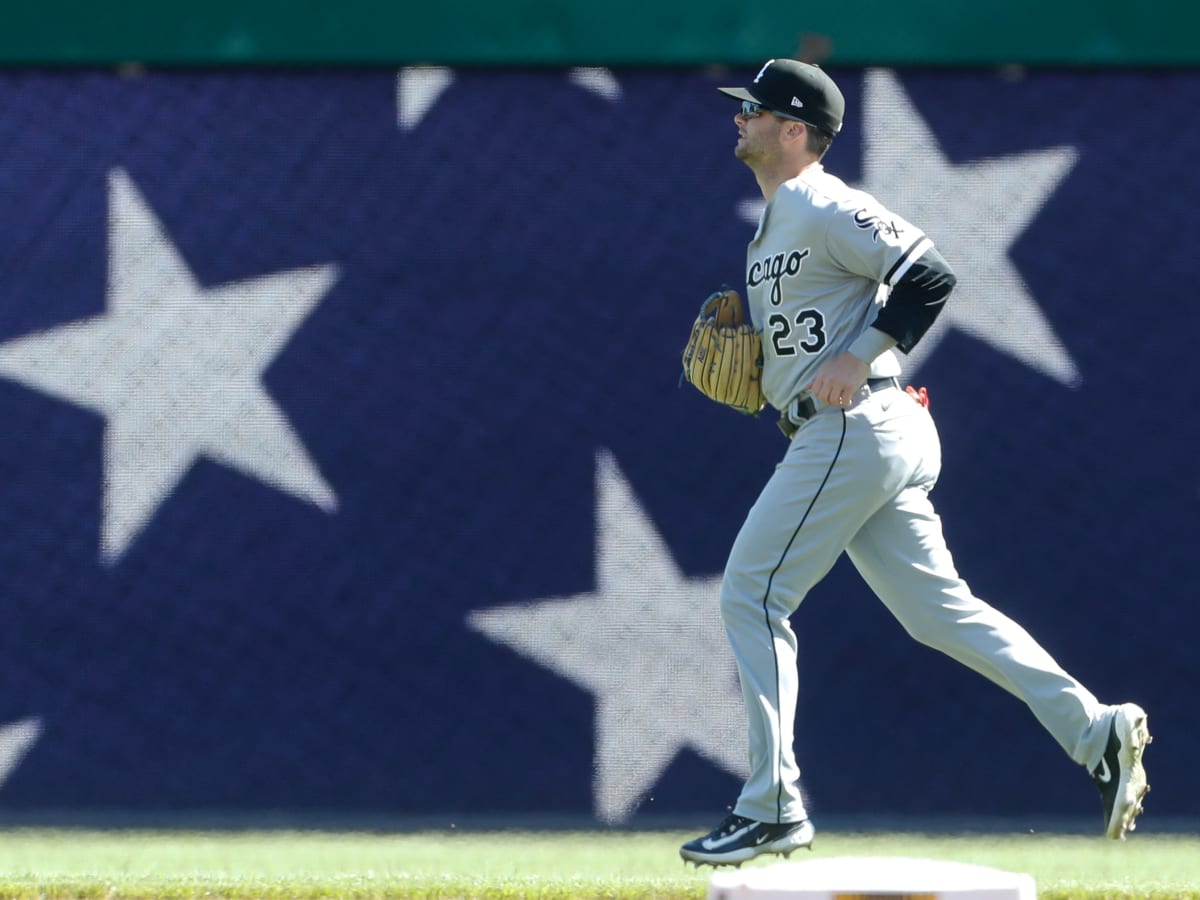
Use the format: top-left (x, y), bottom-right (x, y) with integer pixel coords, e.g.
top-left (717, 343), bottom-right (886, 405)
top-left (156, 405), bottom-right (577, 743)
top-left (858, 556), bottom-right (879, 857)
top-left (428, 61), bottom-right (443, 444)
top-left (396, 66), bottom-right (621, 130)
top-left (467, 449), bottom-right (748, 824)
top-left (396, 66), bottom-right (455, 130)
top-left (738, 69), bottom-right (1081, 386)
top-left (0, 168), bottom-right (340, 563)
top-left (0, 717), bottom-right (40, 790)
top-left (860, 70), bottom-right (1080, 386)
top-left (566, 67), bottom-right (623, 101)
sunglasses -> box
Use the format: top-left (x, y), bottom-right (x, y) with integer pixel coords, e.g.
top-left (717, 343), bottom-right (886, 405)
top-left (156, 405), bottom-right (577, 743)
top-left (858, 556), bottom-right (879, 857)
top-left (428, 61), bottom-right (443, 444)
top-left (740, 99), bottom-right (807, 124)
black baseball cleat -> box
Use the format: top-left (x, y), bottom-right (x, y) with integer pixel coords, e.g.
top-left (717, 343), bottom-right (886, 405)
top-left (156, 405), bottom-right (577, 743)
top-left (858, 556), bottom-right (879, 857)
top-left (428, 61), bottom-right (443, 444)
top-left (679, 813), bottom-right (815, 867)
top-left (1092, 702), bottom-right (1152, 840)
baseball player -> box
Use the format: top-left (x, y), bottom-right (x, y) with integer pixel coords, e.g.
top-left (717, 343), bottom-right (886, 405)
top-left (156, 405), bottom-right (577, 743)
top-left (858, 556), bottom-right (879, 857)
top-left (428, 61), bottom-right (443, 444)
top-left (678, 59), bottom-right (1151, 867)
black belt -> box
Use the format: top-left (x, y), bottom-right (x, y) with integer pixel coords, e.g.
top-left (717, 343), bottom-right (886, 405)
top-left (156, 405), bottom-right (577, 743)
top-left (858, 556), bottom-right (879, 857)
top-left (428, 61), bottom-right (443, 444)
top-left (778, 376), bottom-right (900, 439)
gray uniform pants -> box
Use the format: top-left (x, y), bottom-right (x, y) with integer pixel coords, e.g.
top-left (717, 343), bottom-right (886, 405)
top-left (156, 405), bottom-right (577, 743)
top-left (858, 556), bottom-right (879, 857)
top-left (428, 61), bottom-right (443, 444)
top-left (722, 385), bottom-right (1111, 824)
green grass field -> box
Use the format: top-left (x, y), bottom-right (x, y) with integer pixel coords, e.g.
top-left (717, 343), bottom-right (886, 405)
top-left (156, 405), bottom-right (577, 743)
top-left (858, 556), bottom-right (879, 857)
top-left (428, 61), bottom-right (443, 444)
top-left (0, 828), bottom-right (1196, 900)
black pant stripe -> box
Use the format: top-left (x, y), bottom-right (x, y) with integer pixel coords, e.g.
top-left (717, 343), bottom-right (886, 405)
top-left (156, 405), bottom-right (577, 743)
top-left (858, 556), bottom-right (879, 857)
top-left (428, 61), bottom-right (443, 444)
top-left (758, 411), bottom-right (847, 822)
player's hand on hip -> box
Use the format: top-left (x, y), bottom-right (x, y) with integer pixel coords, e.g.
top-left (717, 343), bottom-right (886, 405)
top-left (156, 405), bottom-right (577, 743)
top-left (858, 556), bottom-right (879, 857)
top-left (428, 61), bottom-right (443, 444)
top-left (808, 351), bottom-right (870, 407)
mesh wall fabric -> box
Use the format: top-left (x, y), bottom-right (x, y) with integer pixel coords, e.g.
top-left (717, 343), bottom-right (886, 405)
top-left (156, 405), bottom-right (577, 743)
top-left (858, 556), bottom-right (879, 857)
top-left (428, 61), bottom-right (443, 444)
top-left (0, 66), bottom-right (1193, 824)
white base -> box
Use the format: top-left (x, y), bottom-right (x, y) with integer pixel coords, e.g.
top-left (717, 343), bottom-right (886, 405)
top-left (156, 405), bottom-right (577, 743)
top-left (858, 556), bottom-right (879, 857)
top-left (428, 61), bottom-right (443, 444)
top-left (708, 855), bottom-right (1036, 899)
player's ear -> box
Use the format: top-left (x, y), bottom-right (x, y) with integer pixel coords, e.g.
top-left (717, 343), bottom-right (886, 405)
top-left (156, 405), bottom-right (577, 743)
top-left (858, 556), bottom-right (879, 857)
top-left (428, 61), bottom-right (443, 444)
top-left (782, 120), bottom-right (807, 146)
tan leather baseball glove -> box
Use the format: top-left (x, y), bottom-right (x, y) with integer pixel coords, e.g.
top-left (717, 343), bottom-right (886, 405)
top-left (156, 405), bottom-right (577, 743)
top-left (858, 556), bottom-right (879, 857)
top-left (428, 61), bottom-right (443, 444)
top-left (680, 289), bottom-right (766, 416)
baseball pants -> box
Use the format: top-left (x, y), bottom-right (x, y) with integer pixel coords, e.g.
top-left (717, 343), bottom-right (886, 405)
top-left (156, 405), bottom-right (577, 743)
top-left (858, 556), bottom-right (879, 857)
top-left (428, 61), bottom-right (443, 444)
top-left (719, 384), bottom-right (1113, 824)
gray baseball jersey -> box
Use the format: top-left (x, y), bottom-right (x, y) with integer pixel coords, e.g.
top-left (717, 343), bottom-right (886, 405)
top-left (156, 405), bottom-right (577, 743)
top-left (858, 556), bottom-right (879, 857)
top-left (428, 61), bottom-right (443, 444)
top-left (745, 164), bottom-right (927, 409)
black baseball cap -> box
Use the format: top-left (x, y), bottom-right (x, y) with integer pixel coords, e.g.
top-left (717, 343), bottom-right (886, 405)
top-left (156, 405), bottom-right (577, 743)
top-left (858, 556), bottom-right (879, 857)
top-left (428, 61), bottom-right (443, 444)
top-left (718, 59), bottom-right (845, 136)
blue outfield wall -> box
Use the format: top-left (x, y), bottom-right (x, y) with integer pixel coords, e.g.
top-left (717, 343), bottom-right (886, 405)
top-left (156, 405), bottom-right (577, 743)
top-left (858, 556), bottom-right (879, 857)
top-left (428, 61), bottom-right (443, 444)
top-left (0, 66), bottom-right (1194, 826)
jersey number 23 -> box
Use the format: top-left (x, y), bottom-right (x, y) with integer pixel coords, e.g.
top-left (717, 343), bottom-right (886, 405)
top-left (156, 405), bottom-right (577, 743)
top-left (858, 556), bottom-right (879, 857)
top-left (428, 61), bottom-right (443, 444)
top-left (768, 309), bottom-right (827, 356)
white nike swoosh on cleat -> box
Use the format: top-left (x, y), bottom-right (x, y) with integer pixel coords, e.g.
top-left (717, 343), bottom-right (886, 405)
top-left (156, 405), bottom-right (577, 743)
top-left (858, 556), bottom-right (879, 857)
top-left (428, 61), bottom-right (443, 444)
top-left (700, 824), bottom-right (755, 851)
top-left (1095, 757), bottom-right (1112, 784)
